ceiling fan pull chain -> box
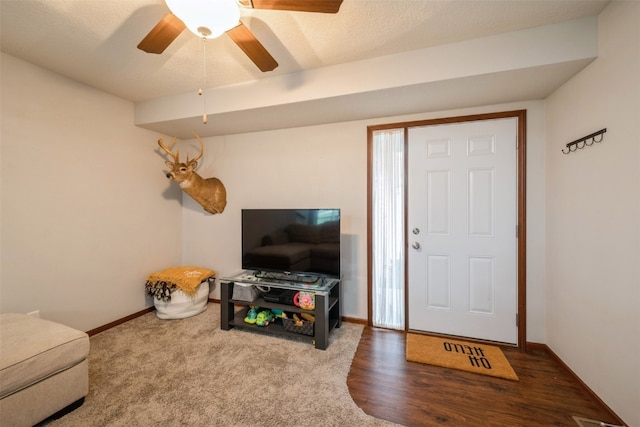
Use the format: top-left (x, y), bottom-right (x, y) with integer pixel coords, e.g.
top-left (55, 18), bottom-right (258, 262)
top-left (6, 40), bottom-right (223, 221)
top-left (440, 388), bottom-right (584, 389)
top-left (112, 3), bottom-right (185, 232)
top-left (200, 36), bottom-right (208, 124)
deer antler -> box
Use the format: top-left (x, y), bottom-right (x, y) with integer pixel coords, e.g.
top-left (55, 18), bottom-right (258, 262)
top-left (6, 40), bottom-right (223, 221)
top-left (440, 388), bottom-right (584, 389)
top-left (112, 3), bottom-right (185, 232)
top-left (190, 132), bottom-right (205, 164)
top-left (158, 136), bottom-right (180, 163)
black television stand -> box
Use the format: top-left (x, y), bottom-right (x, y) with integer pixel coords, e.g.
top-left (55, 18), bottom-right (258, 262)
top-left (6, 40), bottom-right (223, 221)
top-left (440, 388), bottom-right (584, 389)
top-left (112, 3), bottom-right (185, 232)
top-left (220, 270), bottom-right (341, 350)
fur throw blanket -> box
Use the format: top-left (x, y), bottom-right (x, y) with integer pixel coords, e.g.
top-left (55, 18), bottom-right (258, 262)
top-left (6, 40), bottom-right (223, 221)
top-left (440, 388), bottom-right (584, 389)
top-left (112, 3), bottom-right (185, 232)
top-left (145, 266), bottom-right (215, 302)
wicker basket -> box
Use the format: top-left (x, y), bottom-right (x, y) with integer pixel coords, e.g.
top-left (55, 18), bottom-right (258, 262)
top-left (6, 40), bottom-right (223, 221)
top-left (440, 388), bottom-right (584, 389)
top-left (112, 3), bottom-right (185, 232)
top-left (232, 282), bottom-right (260, 302)
top-left (282, 317), bottom-right (314, 336)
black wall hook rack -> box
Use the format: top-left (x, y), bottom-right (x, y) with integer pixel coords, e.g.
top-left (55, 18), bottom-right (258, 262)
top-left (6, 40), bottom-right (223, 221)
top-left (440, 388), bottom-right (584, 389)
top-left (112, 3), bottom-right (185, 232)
top-left (562, 128), bottom-right (607, 154)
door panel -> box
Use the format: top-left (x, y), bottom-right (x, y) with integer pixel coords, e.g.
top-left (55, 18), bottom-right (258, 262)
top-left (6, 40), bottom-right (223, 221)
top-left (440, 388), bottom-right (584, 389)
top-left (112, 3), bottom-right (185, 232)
top-left (426, 254), bottom-right (450, 309)
top-left (426, 170), bottom-right (450, 234)
top-left (407, 118), bottom-right (517, 344)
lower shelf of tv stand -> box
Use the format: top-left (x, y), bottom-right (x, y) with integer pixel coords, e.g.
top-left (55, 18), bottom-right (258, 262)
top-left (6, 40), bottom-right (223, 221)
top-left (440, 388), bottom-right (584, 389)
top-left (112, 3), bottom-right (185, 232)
top-left (220, 279), bottom-right (341, 350)
top-left (227, 307), bottom-right (340, 348)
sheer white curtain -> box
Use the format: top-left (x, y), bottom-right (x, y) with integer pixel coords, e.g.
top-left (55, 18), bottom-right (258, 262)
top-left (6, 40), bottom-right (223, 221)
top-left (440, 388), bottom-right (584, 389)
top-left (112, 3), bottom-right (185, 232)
top-left (372, 129), bottom-right (405, 329)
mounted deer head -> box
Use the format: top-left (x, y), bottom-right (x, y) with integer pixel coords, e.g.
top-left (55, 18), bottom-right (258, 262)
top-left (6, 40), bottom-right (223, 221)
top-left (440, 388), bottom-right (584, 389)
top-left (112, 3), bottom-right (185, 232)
top-left (158, 133), bottom-right (227, 215)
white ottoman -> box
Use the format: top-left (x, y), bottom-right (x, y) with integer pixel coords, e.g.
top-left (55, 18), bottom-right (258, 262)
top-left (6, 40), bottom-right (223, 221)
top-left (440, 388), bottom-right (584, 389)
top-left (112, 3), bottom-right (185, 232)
top-left (0, 314), bottom-right (89, 427)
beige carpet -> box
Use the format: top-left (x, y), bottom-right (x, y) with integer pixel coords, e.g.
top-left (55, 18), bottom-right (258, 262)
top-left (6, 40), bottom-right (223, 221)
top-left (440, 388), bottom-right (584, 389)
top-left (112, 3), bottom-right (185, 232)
top-left (406, 334), bottom-right (519, 381)
top-left (49, 303), bottom-right (398, 426)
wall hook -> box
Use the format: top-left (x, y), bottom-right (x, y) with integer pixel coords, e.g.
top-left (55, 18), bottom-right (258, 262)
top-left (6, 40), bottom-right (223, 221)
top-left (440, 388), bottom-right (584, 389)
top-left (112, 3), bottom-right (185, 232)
top-left (562, 128), bottom-right (607, 154)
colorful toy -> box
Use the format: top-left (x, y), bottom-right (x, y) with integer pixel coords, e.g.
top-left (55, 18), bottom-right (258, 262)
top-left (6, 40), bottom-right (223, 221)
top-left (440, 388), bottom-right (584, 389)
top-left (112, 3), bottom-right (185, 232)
top-left (293, 291), bottom-right (315, 310)
top-left (244, 306), bottom-right (259, 324)
top-left (255, 310), bottom-right (274, 327)
top-left (271, 309), bottom-right (287, 319)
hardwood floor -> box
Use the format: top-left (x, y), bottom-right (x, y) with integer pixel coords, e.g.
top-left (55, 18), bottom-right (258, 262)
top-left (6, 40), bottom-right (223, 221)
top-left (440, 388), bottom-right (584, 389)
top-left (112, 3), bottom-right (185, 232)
top-left (347, 327), bottom-right (623, 427)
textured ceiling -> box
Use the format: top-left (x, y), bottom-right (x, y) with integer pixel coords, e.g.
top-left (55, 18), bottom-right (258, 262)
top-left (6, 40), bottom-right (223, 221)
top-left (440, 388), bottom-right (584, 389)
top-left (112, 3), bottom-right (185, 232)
top-left (0, 0), bottom-right (610, 103)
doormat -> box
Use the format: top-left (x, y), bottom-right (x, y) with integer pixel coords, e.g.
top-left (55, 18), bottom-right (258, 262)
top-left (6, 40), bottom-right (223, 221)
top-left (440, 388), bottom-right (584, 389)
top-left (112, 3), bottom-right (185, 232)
top-left (406, 333), bottom-right (519, 381)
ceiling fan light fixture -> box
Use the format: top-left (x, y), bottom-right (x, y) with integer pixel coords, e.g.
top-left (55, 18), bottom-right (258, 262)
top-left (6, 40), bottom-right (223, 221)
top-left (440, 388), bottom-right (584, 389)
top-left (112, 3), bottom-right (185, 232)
top-left (165, 0), bottom-right (240, 39)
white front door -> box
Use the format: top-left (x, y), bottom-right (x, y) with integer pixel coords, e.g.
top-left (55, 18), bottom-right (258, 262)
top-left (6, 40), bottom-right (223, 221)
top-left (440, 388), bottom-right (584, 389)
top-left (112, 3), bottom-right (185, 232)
top-left (407, 118), bottom-right (518, 344)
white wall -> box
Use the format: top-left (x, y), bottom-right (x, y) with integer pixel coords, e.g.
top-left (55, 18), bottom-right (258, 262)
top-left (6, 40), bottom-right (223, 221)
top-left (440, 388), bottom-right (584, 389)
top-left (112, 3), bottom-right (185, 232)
top-left (180, 123), bottom-right (371, 318)
top-left (545, 2), bottom-right (640, 425)
top-left (0, 53), bottom-right (183, 332)
top-left (181, 100), bottom-right (547, 343)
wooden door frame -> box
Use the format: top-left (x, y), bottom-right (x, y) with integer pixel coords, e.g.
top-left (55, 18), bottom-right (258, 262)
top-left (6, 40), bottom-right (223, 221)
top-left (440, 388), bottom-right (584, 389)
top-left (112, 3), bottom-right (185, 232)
top-left (367, 110), bottom-right (527, 349)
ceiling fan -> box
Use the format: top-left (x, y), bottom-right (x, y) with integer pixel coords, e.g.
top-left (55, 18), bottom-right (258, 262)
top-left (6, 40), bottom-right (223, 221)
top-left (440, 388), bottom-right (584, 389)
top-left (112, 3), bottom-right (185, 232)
top-left (137, 0), bottom-right (344, 72)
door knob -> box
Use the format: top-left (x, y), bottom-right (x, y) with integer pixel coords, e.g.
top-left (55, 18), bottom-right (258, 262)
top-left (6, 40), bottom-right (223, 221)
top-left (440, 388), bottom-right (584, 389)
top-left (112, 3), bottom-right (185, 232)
top-left (412, 242), bottom-right (421, 249)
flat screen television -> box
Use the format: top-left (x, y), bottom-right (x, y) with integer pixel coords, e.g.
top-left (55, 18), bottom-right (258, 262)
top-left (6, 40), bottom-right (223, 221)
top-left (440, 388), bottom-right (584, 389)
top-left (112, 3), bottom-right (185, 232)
top-left (241, 209), bottom-right (341, 279)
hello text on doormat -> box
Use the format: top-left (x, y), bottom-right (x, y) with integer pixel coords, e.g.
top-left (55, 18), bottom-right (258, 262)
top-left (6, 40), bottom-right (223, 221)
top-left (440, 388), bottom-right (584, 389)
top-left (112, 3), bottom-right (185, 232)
top-left (406, 334), bottom-right (519, 381)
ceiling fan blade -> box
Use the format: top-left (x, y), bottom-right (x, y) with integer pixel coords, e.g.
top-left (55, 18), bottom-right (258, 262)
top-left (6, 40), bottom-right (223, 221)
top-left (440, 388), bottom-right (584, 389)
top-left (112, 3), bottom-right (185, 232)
top-left (137, 13), bottom-right (186, 54)
top-left (226, 22), bottom-right (278, 72)
top-left (238, 0), bottom-right (343, 13)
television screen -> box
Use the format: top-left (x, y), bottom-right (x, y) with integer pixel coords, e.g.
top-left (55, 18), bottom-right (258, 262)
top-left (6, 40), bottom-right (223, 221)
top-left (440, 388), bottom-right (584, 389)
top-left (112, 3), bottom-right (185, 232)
top-left (241, 209), bottom-right (341, 278)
